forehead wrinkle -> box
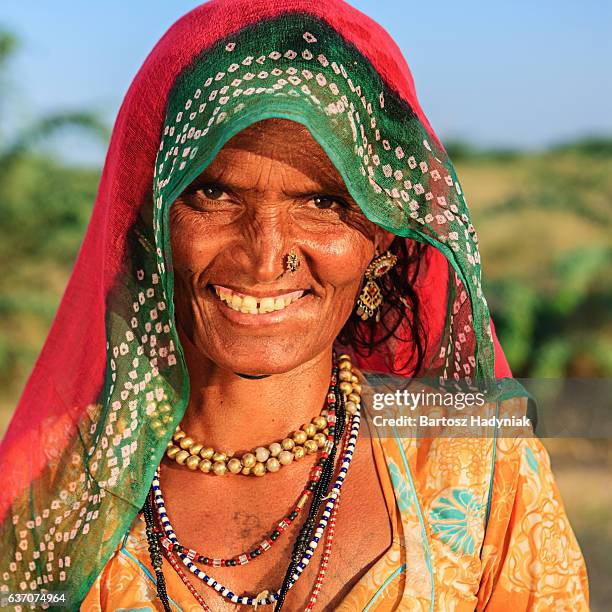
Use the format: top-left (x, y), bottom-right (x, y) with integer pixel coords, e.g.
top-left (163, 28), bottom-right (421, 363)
top-left (196, 152), bottom-right (348, 200)
top-left (229, 120), bottom-right (349, 188)
top-left (257, 150), bottom-right (275, 196)
top-left (190, 120), bottom-right (355, 199)
top-left (284, 141), bottom-right (350, 196)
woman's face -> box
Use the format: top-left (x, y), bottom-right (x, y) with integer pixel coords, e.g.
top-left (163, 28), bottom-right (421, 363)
top-left (170, 118), bottom-right (393, 375)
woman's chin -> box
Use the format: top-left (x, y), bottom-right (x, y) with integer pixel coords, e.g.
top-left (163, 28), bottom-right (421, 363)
top-left (212, 352), bottom-right (306, 377)
top-left (198, 331), bottom-right (319, 375)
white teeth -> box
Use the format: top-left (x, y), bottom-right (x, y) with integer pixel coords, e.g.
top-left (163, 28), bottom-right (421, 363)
top-left (230, 294), bottom-right (242, 310)
top-left (259, 297), bottom-right (275, 313)
top-left (273, 297), bottom-right (285, 310)
top-left (213, 286), bottom-right (306, 314)
top-left (242, 296), bottom-right (257, 310)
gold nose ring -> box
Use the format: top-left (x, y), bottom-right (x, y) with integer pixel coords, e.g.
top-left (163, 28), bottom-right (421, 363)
top-left (285, 249), bottom-right (300, 273)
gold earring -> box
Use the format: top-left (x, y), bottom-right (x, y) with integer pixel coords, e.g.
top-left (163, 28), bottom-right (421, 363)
top-left (355, 250), bottom-right (397, 322)
top-left (285, 249), bottom-right (300, 273)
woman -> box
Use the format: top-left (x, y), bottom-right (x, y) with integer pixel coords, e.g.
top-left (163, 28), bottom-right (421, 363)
top-left (0, 0), bottom-right (588, 610)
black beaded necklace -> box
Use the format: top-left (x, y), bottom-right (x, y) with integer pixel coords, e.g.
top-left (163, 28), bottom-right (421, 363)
top-left (274, 366), bottom-right (346, 610)
top-left (143, 490), bottom-right (173, 612)
top-left (142, 362), bottom-right (345, 611)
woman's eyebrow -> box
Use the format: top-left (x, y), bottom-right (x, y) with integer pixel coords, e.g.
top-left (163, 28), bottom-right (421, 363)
top-left (184, 171), bottom-right (236, 195)
top-left (188, 166), bottom-right (225, 185)
top-left (281, 182), bottom-right (352, 197)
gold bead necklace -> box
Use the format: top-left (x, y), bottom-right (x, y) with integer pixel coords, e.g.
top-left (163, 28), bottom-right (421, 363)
top-left (165, 354), bottom-right (361, 476)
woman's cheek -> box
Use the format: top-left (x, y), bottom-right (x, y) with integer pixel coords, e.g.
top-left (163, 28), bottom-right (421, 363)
top-left (170, 208), bottom-right (218, 272)
top-left (307, 230), bottom-right (372, 287)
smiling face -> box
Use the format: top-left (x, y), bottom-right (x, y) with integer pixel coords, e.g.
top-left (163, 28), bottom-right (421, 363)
top-left (169, 118), bottom-right (394, 375)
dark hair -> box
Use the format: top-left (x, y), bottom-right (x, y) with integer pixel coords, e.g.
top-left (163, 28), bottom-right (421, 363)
top-left (337, 237), bottom-right (427, 376)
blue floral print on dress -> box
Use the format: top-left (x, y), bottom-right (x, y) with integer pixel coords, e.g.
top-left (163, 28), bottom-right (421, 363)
top-left (429, 488), bottom-right (483, 555)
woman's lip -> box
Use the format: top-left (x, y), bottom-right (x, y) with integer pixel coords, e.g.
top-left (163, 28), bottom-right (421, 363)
top-left (207, 286), bottom-right (315, 325)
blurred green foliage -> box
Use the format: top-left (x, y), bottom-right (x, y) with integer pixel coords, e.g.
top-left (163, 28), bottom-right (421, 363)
top-left (0, 28), bottom-right (107, 405)
top-left (0, 156), bottom-right (101, 395)
top-left (472, 148), bottom-right (612, 378)
top-left (444, 134), bottom-right (612, 380)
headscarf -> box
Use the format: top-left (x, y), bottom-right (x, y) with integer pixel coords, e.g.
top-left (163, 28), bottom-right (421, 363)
top-left (0, 0), bottom-right (521, 605)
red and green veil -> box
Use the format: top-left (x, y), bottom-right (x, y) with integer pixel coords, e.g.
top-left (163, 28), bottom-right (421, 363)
top-left (0, 0), bottom-right (520, 605)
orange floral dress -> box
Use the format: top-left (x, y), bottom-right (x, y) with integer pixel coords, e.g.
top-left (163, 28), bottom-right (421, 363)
top-left (82, 401), bottom-right (588, 611)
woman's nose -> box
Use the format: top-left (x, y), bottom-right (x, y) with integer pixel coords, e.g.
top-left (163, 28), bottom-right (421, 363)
top-left (240, 210), bottom-right (293, 283)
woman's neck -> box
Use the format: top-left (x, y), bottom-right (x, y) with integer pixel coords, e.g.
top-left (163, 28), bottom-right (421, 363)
top-left (177, 331), bottom-right (335, 455)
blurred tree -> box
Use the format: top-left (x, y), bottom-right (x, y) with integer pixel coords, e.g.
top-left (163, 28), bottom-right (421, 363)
top-left (479, 148), bottom-right (612, 378)
top-left (0, 30), bottom-right (17, 69)
top-left (0, 28), bottom-right (108, 172)
top-left (486, 248), bottom-right (612, 378)
top-left (0, 28), bottom-right (108, 402)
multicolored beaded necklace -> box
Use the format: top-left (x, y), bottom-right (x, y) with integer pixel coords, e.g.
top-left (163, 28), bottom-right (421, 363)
top-left (143, 354), bottom-right (358, 611)
top-left (152, 407), bottom-right (359, 606)
top-left (157, 436), bottom-right (327, 567)
top-left (155, 368), bottom-right (350, 568)
top-left (155, 495), bottom-right (341, 612)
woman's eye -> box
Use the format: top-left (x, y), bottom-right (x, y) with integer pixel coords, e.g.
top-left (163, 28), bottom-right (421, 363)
top-left (197, 184), bottom-right (226, 200)
top-left (311, 195), bottom-right (347, 210)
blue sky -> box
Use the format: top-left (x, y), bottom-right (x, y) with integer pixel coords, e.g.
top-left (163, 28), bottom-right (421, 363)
top-left (2, 1), bottom-right (611, 164)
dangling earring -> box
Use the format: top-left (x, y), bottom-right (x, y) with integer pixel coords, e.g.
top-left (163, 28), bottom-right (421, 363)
top-left (355, 249), bottom-right (397, 322)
